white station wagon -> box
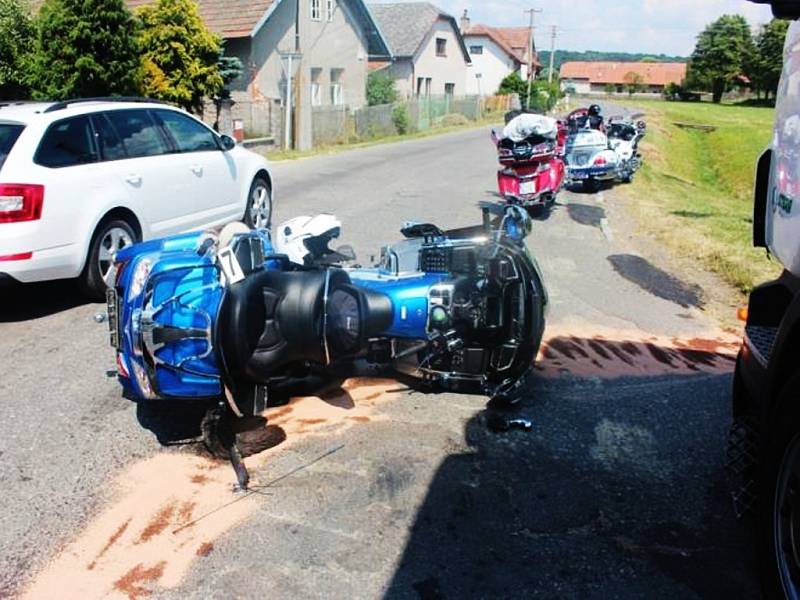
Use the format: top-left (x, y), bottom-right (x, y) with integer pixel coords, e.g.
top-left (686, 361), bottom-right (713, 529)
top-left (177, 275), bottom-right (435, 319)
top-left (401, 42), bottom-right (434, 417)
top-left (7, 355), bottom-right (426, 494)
top-left (0, 98), bottom-right (273, 298)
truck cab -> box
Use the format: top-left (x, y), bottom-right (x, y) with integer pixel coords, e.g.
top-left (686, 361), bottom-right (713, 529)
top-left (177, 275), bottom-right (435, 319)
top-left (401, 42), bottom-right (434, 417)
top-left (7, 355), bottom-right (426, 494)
top-left (732, 2), bottom-right (800, 597)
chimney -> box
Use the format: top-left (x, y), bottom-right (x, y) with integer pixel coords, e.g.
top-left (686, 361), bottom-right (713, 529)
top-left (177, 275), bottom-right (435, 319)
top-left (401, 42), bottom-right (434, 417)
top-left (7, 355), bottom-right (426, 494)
top-left (460, 9), bottom-right (470, 34)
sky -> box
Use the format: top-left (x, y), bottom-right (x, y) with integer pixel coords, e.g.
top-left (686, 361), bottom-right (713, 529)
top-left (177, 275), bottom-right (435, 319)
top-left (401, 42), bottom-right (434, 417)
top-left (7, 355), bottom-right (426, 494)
top-left (373, 0), bottom-right (775, 56)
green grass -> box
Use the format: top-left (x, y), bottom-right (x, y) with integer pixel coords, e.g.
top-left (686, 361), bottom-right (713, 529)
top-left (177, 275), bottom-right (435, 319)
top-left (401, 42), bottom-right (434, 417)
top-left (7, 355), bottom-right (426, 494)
top-left (614, 99), bottom-right (781, 295)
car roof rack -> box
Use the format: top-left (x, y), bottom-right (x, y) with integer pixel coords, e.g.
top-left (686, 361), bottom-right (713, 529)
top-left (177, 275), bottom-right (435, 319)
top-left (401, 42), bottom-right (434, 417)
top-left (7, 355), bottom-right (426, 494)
top-left (43, 96), bottom-right (169, 113)
top-left (0, 101), bottom-right (41, 109)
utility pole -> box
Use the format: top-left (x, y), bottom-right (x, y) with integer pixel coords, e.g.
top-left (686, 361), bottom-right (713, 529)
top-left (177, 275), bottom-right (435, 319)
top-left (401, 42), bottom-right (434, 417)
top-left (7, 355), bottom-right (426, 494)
top-left (524, 7), bottom-right (543, 108)
top-left (547, 26), bottom-right (558, 84)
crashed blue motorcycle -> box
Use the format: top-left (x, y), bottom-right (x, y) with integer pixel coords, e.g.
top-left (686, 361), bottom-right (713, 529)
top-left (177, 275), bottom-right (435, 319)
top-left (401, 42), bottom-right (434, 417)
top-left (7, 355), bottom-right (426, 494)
top-left (106, 205), bottom-right (547, 487)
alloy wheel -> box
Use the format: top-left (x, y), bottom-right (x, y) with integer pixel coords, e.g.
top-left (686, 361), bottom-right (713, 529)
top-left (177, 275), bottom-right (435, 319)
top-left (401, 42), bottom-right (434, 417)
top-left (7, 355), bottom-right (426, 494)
top-left (249, 182), bottom-right (271, 229)
top-left (98, 226), bottom-right (134, 286)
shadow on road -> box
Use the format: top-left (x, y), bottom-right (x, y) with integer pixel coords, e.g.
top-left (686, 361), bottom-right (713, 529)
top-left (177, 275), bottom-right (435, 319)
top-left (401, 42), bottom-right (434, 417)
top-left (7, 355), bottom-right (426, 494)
top-left (0, 279), bottom-right (91, 322)
top-left (384, 337), bottom-right (757, 599)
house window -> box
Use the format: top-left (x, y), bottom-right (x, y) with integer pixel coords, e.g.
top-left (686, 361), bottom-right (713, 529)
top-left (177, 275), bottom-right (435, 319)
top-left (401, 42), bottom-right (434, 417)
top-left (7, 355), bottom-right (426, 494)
top-left (445, 83), bottom-right (455, 96)
top-left (311, 68), bottom-right (322, 106)
top-left (469, 45), bottom-right (483, 55)
top-left (436, 38), bottom-right (447, 57)
top-left (330, 68), bottom-right (344, 105)
top-left (416, 77), bottom-right (423, 97)
top-left (326, 0), bottom-right (334, 21)
top-left (425, 78), bottom-right (431, 96)
top-left (311, 0), bottom-right (320, 21)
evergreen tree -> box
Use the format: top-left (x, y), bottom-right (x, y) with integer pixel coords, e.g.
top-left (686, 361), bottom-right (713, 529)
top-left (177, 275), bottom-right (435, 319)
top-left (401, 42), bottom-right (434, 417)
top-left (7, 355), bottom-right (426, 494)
top-left (135, 0), bottom-right (222, 113)
top-left (0, 0), bottom-right (34, 99)
top-left (29, 0), bottom-right (139, 99)
top-left (687, 15), bottom-right (756, 103)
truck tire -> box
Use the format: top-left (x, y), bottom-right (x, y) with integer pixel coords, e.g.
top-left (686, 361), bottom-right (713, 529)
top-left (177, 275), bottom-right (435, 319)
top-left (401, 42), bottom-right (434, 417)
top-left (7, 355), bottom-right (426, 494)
top-left (757, 373), bottom-right (800, 599)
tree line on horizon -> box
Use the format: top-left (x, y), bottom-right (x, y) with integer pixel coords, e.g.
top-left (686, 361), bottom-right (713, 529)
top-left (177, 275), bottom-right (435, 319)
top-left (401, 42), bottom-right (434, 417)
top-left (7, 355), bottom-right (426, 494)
top-left (537, 50), bottom-right (688, 74)
top-left (0, 0), bottom-right (241, 113)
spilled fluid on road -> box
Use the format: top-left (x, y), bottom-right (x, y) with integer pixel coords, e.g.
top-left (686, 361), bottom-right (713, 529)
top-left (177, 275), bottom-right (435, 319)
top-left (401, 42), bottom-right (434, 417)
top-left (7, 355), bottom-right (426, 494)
top-left (536, 322), bottom-right (739, 378)
top-left (19, 324), bottom-right (740, 598)
top-left (20, 378), bottom-right (398, 600)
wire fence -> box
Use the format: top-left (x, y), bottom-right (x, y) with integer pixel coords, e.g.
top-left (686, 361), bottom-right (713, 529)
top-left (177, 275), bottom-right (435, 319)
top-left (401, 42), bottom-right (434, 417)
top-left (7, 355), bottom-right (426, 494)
top-left (310, 95), bottom-right (516, 147)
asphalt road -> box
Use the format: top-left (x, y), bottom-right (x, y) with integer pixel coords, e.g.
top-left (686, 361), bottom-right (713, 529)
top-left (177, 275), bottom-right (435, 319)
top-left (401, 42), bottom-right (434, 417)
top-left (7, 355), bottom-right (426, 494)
top-left (0, 124), bottom-right (758, 599)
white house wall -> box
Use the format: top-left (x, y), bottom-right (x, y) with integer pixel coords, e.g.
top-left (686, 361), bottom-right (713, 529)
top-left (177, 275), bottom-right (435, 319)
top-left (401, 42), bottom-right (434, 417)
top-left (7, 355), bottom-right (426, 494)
top-left (411, 18), bottom-right (468, 97)
top-left (464, 34), bottom-right (518, 96)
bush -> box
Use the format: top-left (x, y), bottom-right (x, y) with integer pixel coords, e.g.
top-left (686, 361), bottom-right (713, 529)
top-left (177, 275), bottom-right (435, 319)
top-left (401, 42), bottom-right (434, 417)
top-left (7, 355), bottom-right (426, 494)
top-left (367, 71), bottom-right (397, 106)
top-left (392, 104), bottom-right (410, 134)
top-left (437, 113), bottom-right (469, 127)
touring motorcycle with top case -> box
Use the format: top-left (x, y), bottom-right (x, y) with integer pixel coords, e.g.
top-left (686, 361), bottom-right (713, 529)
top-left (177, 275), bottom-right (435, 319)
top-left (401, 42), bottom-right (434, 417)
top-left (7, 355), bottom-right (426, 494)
top-left (563, 108), bottom-right (618, 192)
top-left (491, 113), bottom-right (567, 213)
top-left (607, 116), bottom-right (647, 183)
top-left (106, 205), bottom-right (548, 487)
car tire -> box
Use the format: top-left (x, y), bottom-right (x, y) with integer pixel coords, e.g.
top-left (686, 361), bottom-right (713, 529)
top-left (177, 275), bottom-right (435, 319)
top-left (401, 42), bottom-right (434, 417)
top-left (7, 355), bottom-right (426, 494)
top-left (756, 373), bottom-right (800, 599)
top-left (78, 219), bottom-right (137, 301)
top-left (243, 176), bottom-right (272, 229)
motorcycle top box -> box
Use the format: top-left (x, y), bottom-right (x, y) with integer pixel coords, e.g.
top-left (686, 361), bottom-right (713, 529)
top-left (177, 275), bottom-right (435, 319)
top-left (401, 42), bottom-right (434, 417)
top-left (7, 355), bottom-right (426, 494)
top-left (108, 206), bottom-right (548, 417)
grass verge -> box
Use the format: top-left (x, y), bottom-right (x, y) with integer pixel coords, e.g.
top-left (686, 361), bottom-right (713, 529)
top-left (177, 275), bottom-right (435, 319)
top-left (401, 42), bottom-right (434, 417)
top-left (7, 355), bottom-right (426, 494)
top-left (614, 98), bottom-right (781, 295)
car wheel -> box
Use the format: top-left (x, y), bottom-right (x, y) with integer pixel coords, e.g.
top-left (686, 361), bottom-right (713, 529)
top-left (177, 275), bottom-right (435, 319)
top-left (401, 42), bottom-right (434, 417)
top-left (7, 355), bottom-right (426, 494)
top-left (757, 374), bottom-right (800, 599)
top-left (244, 176), bottom-right (272, 229)
top-left (79, 219), bottom-right (136, 300)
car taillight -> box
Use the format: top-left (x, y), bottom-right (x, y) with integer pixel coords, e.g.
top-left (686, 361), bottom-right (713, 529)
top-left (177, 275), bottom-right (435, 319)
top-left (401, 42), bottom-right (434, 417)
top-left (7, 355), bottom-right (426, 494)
top-left (594, 157), bottom-right (607, 166)
top-left (0, 252), bottom-right (32, 261)
top-left (0, 184), bottom-right (44, 224)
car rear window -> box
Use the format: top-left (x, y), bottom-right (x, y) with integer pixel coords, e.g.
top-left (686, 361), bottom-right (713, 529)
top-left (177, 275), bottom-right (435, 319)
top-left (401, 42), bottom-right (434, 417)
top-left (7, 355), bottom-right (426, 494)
top-left (0, 123), bottom-right (24, 172)
top-left (35, 116), bottom-right (98, 168)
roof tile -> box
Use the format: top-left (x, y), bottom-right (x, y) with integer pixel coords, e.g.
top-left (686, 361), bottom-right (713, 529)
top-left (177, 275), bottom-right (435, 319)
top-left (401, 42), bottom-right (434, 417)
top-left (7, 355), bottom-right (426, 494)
top-left (559, 61), bottom-right (687, 86)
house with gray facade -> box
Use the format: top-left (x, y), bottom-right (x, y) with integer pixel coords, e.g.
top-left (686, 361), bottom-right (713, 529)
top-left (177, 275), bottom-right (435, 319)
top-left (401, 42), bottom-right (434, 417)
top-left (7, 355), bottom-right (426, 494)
top-left (368, 2), bottom-right (471, 99)
top-left (126, 0), bottom-right (391, 149)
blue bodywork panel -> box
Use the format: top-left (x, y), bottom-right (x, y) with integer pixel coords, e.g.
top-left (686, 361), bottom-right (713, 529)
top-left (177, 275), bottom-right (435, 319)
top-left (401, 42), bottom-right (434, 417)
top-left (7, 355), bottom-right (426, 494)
top-left (114, 230), bottom-right (274, 401)
top-left (348, 270), bottom-right (445, 339)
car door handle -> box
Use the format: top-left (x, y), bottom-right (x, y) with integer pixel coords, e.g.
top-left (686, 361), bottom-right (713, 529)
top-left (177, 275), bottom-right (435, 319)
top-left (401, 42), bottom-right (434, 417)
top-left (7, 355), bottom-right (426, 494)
top-left (125, 174), bottom-right (142, 185)
top-left (190, 165), bottom-right (203, 176)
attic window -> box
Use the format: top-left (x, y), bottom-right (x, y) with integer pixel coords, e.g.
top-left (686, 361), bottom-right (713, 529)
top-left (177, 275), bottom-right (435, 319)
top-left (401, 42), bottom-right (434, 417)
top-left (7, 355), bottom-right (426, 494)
top-left (311, 0), bottom-right (320, 21)
top-left (470, 45), bottom-right (483, 55)
top-left (326, 0), bottom-right (335, 21)
top-left (436, 38), bottom-right (447, 57)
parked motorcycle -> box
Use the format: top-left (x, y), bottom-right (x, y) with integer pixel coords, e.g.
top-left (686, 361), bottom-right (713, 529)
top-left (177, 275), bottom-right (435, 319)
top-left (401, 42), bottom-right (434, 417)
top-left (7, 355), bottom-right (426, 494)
top-left (491, 113), bottom-right (567, 213)
top-left (607, 117), bottom-right (646, 183)
top-left (563, 108), bottom-right (618, 192)
top-left (105, 205), bottom-right (548, 487)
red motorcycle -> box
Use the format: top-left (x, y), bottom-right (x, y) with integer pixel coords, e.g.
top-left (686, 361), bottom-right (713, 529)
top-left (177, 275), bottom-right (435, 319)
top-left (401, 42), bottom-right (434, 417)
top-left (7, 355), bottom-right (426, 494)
top-left (492, 114), bottom-right (567, 213)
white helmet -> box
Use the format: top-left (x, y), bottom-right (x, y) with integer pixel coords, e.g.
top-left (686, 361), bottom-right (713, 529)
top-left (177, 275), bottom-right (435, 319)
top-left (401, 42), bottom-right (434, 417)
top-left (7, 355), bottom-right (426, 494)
top-left (274, 214), bottom-right (342, 266)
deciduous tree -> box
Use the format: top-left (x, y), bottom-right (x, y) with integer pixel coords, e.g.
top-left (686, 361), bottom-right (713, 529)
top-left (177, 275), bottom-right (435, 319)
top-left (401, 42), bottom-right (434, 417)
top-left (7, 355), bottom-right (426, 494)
top-left (135, 0), bottom-right (222, 113)
top-left (687, 14), bottom-right (756, 103)
top-left (754, 19), bottom-right (789, 100)
top-left (28, 0), bottom-right (139, 99)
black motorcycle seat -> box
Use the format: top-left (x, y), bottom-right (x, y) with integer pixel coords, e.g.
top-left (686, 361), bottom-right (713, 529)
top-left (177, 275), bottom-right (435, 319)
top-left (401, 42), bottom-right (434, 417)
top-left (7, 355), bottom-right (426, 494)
top-left (218, 268), bottom-right (351, 384)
